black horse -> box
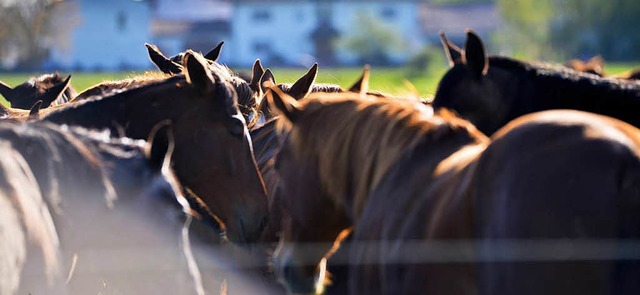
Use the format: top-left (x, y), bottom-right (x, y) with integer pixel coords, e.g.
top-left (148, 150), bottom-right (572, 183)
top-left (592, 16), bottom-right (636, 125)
top-left (433, 30), bottom-right (640, 135)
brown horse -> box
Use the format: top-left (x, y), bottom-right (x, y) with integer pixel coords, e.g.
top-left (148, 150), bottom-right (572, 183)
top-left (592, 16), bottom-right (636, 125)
top-left (0, 73), bottom-right (76, 110)
top-left (269, 89), bottom-right (640, 294)
top-left (41, 51), bottom-right (268, 244)
top-left (434, 30), bottom-right (640, 135)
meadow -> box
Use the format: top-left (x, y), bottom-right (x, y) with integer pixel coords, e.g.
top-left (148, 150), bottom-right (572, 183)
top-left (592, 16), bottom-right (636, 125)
top-left (0, 62), bottom-right (638, 106)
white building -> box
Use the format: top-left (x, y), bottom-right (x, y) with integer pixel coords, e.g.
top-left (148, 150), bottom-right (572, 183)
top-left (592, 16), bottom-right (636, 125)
top-left (227, 0), bottom-right (423, 67)
top-left (49, 0), bottom-right (152, 71)
top-left (150, 0), bottom-right (232, 60)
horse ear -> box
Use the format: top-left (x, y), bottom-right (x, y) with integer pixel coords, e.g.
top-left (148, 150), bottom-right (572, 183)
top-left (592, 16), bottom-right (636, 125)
top-left (41, 75), bottom-right (71, 107)
top-left (439, 31), bottom-right (463, 67)
top-left (463, 29), bottom-right (488, 78)
top-left (204, 41), bottom-right (224, 62)
top-left (0, 81), bottom-right (14, 102)
top-left (587, 55), bottom-right (605, 75)
top-left (29, 100), bottom-right (42, 119)
top-left (288, 63), bottom-right (318, 99)
top-left (184, 50), bottom-right (215, 94)
top-left (146, 120), bottom-right (174, 172)
top-left (347, 65), bottom-right (370, 95)
top-left (266, 84), bottom-right (301, 123)
top-left (249, 59), bottom-right (265, 92)
top-left (259, 68), bottom-right (276, 95)
top-left (145, 43), bottom-right (183, 75)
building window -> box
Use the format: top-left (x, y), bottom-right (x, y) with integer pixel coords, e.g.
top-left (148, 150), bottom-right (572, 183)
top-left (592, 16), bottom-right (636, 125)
top-left (252, 10), bottom-right (271, 22)
top-left (380, 7), bottom-right (396, 20)
top-left (117, 11), bottom-right (127, 32)
top-left (253, 41), bottom-right (271, 54)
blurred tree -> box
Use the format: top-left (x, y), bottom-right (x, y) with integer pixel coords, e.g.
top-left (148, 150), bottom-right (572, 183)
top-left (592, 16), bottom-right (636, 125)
top-left (0, 0), bottom-right (79, 70)
top-left (497, 0), bottom-right (640, 61)
top-left (341, 12), bottom-right (407, 66)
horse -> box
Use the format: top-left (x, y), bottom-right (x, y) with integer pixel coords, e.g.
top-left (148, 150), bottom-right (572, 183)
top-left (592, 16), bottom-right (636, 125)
top-left (2, 121), bottom-right (280, 294)
top-left (254, 64), bottom-right (371, 126)
top-left (433, 30), bottom-right (640, 135)
top-left (0, 120), bottom-right (206, 294)
top-left (0, 73), bottom-right (76, 110)
top-left (268, 89), bottom-right (640, 294)
top-left (145, 41), bottom-right (225, 75)
top-left (40, 51), bottom-right (269, 245)
top-left (145, 43), bottom-right (263, 126)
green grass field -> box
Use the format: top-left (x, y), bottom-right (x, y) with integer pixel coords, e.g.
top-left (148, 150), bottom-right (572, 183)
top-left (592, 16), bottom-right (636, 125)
top-left (0, 62), bottom-right (638, 106)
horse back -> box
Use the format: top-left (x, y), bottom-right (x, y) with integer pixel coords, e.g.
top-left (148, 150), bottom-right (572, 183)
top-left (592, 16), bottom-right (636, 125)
top-left (475, 110), bottom-right (640, 295)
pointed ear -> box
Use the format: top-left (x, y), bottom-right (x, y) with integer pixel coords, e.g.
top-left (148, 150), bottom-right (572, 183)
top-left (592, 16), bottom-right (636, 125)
top-left (145, 43), bottom-right (183, 75)
top-left (463, 29), bottom-right (488, 78)
top-left (184, 50), bottom-right (215, 94)
top-left (249, 59), bottom-right (265, 92)
top-left (29, 100), bottom-right (42, 119)
top-left (41, 75), bottom-right (71, 107)
top-left (266, 84), bottom-right (301, 122)
top-left (0, 81), bottom-right (14, 101)
top-left (288, 63), bottom-right (318, 99)
top-left (145, 120), bottom-right (174, 172)
top-left (259, 68), bottom-right (276, 95)
top-left (348, 65), bottom-right (370, 95)
top-left (204, 41), bottom-right (224, 62)
top-left (439, 31), bottom-right (463, 67)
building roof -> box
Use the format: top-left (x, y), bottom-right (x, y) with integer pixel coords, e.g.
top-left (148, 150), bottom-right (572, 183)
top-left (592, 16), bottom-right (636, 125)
top-left (153, 0), bottom-right (232, 21)
top-left (420, 3), bottom-right (501, 37)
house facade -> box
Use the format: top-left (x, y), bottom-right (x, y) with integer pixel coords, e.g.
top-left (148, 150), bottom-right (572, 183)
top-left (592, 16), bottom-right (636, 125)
top-left (49, 0), bottom-right (152, 71)
top-left (227, 0), bottom-right (423, 67)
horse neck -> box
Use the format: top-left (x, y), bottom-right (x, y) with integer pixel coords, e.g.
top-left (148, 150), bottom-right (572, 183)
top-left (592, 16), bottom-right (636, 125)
top-left (42, 80), bottom-right (180, 139)
top-left (494, 59), bottom-right (640, 122)
top-left (306, 109), bottom-right (481, 222)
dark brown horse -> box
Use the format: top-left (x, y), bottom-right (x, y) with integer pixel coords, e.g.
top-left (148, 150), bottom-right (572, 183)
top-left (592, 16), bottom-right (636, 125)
top-left (145, 41), bottom-right (224, 75)
top-left (146, 43), bottom-right (263, 125)
top-left (0, 73), bottom-right (76, 110)
top-left (433, 30), bottom-right (640, 135)
top-left (41, 51), bottom-right (268, 244)
top-left (269, 89), bottom-right (640, 294)
top-left (1, 121), bottom-right (280, 294)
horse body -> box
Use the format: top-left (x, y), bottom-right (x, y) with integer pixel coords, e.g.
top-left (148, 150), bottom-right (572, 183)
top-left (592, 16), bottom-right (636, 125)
top-left (0, 121), bottom-right (219, 294)
top-left (474, 110), bottom-right (640, 295)
top-left (434, 31), bottom-right (640, 135)
top-left (38, 52), bottom-right (267, 245)
top-left (270, 90), bottom-right (640, 294)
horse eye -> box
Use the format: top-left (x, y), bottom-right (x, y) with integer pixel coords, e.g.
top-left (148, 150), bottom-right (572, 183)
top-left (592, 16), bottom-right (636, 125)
top-left (229, 119), bottom-right (245, 137)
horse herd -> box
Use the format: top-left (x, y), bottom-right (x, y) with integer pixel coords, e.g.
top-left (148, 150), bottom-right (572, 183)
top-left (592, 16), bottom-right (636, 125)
top-left (1, 29), bottom-right (640, 294)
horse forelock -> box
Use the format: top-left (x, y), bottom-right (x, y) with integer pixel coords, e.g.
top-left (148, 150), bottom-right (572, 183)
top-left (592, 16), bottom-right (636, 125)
top-left (489, 56), bottom-right (640, 88)
top-left (277, 92), bottom-right (481, 218)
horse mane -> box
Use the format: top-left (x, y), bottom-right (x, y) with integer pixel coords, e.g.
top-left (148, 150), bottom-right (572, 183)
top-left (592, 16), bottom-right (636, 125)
top-left (488, 56), bottom-right (640, 91)
top-left (278, 92), bottom-right (484, 217)
top-left (73, 71), bottom-right (170, 101)
top-left (277, 83), bottom-right (344, 94)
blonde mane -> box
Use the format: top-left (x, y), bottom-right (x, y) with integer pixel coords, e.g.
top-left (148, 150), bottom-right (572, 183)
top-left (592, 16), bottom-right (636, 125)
top-left (277, 92), bottom-right (484, 218)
